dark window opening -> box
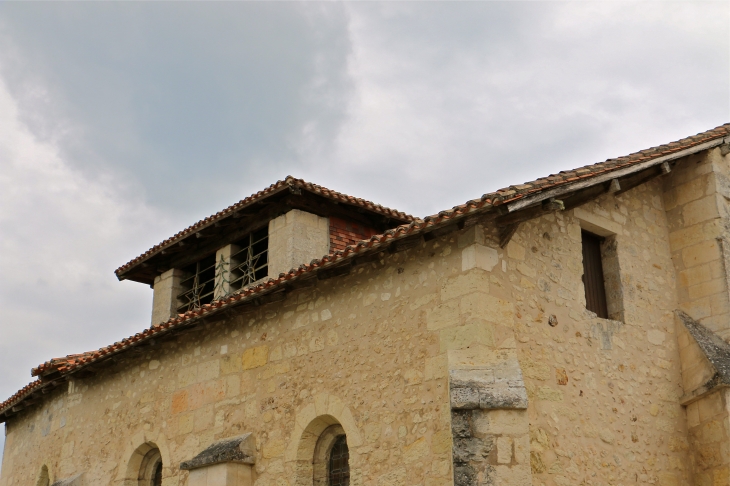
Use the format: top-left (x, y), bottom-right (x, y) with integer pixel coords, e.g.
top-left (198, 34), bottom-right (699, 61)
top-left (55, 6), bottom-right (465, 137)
top-left (581, 230), bottom-right (608, 318)
top-left (230, 227), bottom-right (269, 291)
top-left (177, 254), bottom-right (216, 313)
top-left (328, 435), bottom-right (350, 486)
top-left (152, 461), bottom-right (162, 486)
top-left (138, 448), bottom-right (163, 486)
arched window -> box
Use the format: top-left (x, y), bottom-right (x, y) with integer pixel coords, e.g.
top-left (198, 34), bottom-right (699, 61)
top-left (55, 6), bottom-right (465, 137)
top-left (328, 435), bottom-right (350, 486)
top-left (311, 424), bottom-right (350, 486)
top-left (35, 465), bottom-right (50, 486)
top-left (138, 448), bottom-right (163, 486)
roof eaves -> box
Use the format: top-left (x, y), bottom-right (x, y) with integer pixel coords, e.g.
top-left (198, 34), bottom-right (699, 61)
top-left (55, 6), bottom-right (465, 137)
top-left (499, 128), bottom-right (728, 212)
top-left (0, 380), bottom-right (43, 422)
top-left (114, 176), bottom-right (415, 278)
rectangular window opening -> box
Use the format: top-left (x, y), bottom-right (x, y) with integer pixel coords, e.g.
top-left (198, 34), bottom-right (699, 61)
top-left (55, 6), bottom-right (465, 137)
top-left (176, 254), bottom-right (216, 313)
top-left (581, 230), bottom-right (609, 319)
top-left (229, 227), bottom-right (269, 292)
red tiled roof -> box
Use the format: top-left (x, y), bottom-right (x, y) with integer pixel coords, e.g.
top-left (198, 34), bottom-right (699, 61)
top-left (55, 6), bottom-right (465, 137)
top-left (114, 176), bottom-right (414, 278)
top-left (3, 122), bottom-right (729, 420)
top-left (0, 380), bottom-right (42, 417)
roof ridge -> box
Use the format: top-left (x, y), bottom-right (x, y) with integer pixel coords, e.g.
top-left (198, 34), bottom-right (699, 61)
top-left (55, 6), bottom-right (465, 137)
top-left (114, 176), bottom-right (415, 277)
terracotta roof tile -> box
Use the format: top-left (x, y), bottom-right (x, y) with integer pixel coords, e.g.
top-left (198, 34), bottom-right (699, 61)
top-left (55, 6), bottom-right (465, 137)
top-left (2, 122), bottom-right (729, 419)
top-left (114, 176), bottom-right (415, 278)
top-left (0, 380), bottom-right (42, 416)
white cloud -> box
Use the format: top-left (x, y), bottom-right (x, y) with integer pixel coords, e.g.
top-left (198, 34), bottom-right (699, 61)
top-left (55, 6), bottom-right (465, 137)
top-left (297, 2), bottom-right (728, 216)
top-left (0, 71), bottom-right (177, 464)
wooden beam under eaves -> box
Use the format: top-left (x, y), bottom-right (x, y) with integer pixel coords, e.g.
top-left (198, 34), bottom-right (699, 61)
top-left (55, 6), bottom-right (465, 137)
top-left (423, 223), bottom-right (461, 241)
top-left (499, 223), bottom-right (520, 248)
top-left (614, 164), bottom-right (670, 197)
top-left (504, 137), bottom-right (723, 213)
top-left (318, 262), bottom-right (353, 280)
top-left (608, 179), bottom-right (621, 193)
top-left (389, 235), bottom-right (422, 253)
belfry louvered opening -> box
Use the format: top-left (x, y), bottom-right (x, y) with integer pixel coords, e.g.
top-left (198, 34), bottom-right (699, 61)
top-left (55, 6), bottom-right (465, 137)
top-left (229, 227), bottom-right (268, 292)
top-left (177, 254), bottom-right (216, 313)
top-left (581, 230), bottom-right (609, 319)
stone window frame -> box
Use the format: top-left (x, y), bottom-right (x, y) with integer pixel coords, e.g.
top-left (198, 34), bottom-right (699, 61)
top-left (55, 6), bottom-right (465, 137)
top-left (582, 230), bottom-right (610, 318)
top-left (313, 424), bottom-right (349, 486)
top-left (574, 209), bottom-right (625, 323)
top-left (137, 447), bottom-right (163, 486)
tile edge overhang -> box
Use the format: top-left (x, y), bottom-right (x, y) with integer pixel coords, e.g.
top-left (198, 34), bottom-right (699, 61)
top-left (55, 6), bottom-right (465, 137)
top-left (114, 176), bottom-right (416, 281)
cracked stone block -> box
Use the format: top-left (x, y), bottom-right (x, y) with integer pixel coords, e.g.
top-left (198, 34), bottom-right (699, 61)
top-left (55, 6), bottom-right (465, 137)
top-left (493, 362), bottom-right (524, 385)
top-left (450, 368), bottom-right (496, 388)
top-left (450, 364), bottom-right (528, 411)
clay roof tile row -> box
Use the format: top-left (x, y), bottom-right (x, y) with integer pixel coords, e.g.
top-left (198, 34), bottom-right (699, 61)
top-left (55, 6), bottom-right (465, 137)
top-left (114, 176), bottom-right (415, 277)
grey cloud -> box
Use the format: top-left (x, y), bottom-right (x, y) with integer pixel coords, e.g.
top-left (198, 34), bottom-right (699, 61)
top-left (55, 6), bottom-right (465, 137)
top-left (303, 2), bottom-right (728, 216)
top-left (0, 2), bottom-right (353, 216)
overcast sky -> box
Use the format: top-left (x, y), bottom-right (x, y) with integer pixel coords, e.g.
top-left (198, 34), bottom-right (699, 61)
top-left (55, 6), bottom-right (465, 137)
top-left (0, 1), bottom-right (728, 464)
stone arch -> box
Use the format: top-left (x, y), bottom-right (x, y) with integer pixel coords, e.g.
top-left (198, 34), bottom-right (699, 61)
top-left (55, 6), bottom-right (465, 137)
top-left (115, 429), bottom-right (172, 486)
top-left (313, 424), bottom-right (349, 486)
top-left (35, 465), bottom-right (50, 486)
top-left (137, 447), bottom-right (163, 485)
top-left (286, 393), bottom-right (362, 486)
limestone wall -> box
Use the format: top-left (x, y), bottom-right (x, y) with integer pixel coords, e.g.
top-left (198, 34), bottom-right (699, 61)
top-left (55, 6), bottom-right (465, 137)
top-left (501, 179), bottom-right (691, 485)
top-left (0, 237), bottom-right (458, 486)
top-left (686, 389), bottom-right (730, 484)
top-left (664, 147), bottom-right (730, 339)
top-left (268, 210), bottom-right (330, 278)
top-left (152, 268), bottom-right (185, 326)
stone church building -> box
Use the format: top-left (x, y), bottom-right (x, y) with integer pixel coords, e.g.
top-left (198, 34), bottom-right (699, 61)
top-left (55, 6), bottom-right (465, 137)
top-left (2, 123), bottom-right (730, 486)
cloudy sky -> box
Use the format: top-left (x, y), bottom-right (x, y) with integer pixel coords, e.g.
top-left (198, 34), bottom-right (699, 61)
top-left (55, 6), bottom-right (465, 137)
top-left (0, 1), bottom-right (727, 463)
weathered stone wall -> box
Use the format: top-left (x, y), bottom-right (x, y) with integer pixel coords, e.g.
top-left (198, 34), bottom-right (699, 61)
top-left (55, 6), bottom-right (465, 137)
top-left (268, 210), bottom-right (330, 278)
top-left (664, 147), bottom-right (730, 339)
top-left (0, 236), bottom-right (459, 486)
top-left (686, 389), bottom-right (730, 485)
top-left (501, 178), bottom-right (691, 485)
top-left (152, 268), bottom-right (185, 326)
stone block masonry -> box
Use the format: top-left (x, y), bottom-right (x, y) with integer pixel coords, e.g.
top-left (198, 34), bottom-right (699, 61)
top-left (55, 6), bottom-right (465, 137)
top-left (268, 209), bottom-right (330, 278)
top-left (151, 268), bottom-right (185, 326)
top-left (665, 147), bottom-right (730, 339)
top-left (449, 363), bottom-right (530, 485)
